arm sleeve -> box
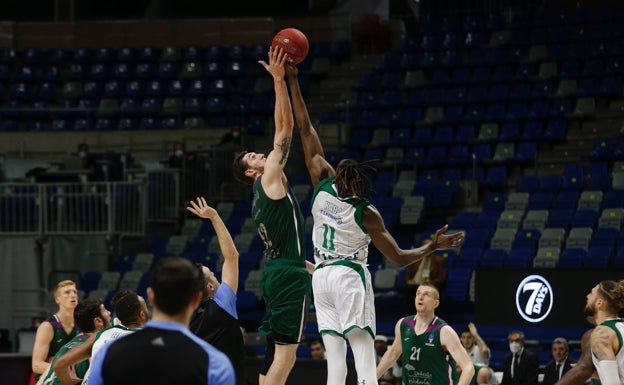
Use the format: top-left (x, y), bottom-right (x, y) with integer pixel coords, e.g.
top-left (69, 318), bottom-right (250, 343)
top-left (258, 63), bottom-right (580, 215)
top-left (207, 347), bottom-right (235, 385)
top-left (214, 283), bottom-right (238, 319)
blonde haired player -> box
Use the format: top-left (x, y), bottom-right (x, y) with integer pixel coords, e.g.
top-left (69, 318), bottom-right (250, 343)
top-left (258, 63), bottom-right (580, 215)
top-left (32, 280), bottom-right (79, 382)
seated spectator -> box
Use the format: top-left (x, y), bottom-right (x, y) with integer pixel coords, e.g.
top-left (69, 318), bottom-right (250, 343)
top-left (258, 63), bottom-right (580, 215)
top-left (542, 337), bottom-right (576, 385)
top-left (500, 330), bottom-right (539, 385)
top-left (460, 322), bottom-right (491, 365)
top-left (309, 339), bottom-right (326, 361)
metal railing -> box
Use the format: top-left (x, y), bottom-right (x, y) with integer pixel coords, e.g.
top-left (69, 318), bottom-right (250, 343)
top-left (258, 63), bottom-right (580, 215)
top-left (0, 174), bottom-right (181, 235)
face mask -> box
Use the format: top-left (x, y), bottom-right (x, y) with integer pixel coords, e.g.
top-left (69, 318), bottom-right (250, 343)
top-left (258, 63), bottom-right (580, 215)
top-left (232, 131), bottom-right (240, 138)
top-left (78, 151), bottom-right (87, 158)
top-left (175, 150), bottom-right (184, 157)
top-left (509, 342), bottom-right (521, 354)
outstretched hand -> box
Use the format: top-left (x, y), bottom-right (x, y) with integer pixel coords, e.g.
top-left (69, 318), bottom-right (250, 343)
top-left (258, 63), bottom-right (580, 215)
top-left (285, 62), bottom-right (298, 77)
top-left (186, 197), bottom-right (217, 220)
top-left (258, 45), bottom-right (288, 79)
top-left (430, 224), bottom-right (464, 250)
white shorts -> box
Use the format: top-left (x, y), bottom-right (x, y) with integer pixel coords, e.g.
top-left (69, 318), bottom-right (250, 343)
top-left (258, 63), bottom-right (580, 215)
top-left (312, 262), bottom-right (376, 337)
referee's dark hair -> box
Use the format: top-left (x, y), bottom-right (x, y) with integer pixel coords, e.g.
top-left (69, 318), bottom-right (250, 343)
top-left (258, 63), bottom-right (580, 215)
top-left (149, 257), bottom-right (203, 316)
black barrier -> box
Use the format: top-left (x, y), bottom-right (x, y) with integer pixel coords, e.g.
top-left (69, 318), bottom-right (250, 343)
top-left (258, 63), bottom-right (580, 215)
top-left (475, 268), bottom-right (622, 328)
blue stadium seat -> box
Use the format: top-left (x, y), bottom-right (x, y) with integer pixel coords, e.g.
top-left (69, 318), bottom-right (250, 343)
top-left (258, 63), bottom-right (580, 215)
top-left (47, 48), bottom-right (67, 65)
top-left (516, 142), bottom-right (537, 163)
top-left (455, 248), bottom-right (482, 269)
top-left (137, 47), bottom-right (161, 63)
top-left (35, 82), bottom-right (57, 101)
top-left (527, 191), bottom-right (553, 210)
top-left (93, 47), bottom-right (115, 63)
top-left (484, 165), bottom-right (508, 189)
top-left (514, 229), bottom-right (541, 250)
top-left (445, 268), bottom-right (473, 301)
top-left (546, 208), bottom-right (575, 230)
top-left (591, 227), bottom-right (618, 248)
top-left (482, 193), bottom-right (507, 211)
top-left (613, 248), bottom-right (624, 268)
top-left (532, 80), bottom-right (556, 98)
top-left (119, 98), bottom-right (141, 117)
top-left (553, 191), bottom-right (580, 209)
top-left (456, 124), bottom-right (475, 142)
top-left (504, 248), bottom-right (534, 267)
top-left (116, 47), bottom-right (137, 63)
top-left (111, 63), bottom-right (133, 80)
top-left (130, 62), bottom-right (154, 80)
top-left (81, 81), bottom-right (102, 99)
top-left (539, 175), bottom-right (562, 192)
top-left (140, 98), bottom-right (162, 116)
top-left (584, 245), bottom-right (612, 267)
top-left (544, 119), bottom-right (567, 141)
top-left (572, 209), bottom-right (598, 228)
top-left (529, 100), bottom-right (550, 119)
top-left (73, 48), bottom-right (92, 64)
top-left (187, 79), bottom-right (208, 96)
top-left (380, 90), bottom-right (402, 108)
top-left (117, 118), bottom-right (138, 131)
top-left (451, 211), bottom-right (478, 230)
top-left (558, 248), bottom-right (585, 268)
top-left (95, 118), bottom-right (115, 131)
top-left (139, 117), bottom-right (160, 130)
top-left (101, 81), bottom-right (121, 98)
top-left (480, 249), bottom-right (506, 268)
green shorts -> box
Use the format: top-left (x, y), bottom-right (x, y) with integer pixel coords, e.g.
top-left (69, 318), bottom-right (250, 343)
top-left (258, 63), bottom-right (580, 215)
top-left (259, 259), bottom-right (311, 344)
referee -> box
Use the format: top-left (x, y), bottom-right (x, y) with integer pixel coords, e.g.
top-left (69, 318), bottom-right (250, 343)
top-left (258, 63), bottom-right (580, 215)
top-left (87, 257), bottom-right (235, 385)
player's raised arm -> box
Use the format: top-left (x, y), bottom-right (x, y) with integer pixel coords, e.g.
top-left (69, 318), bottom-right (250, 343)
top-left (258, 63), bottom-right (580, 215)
top-left (286, 64), bottom-right (335, 188)
top-left (258, 45), bottom-right (293, 198)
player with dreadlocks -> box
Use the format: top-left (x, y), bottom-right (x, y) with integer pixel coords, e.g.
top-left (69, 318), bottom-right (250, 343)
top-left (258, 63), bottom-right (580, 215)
top-left (285, 63), bottom-right (465, 385)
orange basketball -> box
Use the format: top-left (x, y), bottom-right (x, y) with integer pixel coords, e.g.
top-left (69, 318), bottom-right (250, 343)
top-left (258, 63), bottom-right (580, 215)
top-left (271, 28), bottom-right (309, 65)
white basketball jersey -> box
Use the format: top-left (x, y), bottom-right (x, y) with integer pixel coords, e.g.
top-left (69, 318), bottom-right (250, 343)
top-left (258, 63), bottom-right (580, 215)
top-left (311, 178), bottom-right (371, 265)
top-left (592, 318), bottom-right (624, 385)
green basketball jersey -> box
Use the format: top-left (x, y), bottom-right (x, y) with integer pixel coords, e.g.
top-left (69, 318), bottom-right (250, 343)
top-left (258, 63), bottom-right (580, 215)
top-left (400, 315), bottom-right (458, 385)
top-left (34, 314), bottom-right (79, 382)
top-left (41, 333), bottom-right (90, 385)
top-left (252, 177), bottom-right (306, 264)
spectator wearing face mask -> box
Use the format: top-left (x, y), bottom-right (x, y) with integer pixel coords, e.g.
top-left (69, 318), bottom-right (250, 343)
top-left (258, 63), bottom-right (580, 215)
top-left (168, 142), bottom-right (186, 168)
top-left (500, 330), bottom-right (539, 385)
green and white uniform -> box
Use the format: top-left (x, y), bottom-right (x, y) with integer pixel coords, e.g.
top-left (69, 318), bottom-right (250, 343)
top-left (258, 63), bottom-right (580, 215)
top-left (592, 318), bottom-right (624, 385)
top-left (41, 333), bottom-right (90, 385)
top-left (82, 325), bottom-right (140, 385)
top-left (311, 177), bottom-right (375, 338)
top-left (252, 176), bottom-right (310, 343)
top-left (469, 364), bottom-right (499, 385)
top-left (400, 315), bottom-right (459, 385)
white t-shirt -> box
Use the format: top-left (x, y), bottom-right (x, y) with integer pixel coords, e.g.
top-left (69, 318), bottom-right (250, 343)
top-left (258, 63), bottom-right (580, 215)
top-left (468, 344), bottom-right (490, 365)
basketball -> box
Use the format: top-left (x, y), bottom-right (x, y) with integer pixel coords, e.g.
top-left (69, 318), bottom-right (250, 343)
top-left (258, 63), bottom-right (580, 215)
top-left (271, 28), bottom-right (309, 65)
